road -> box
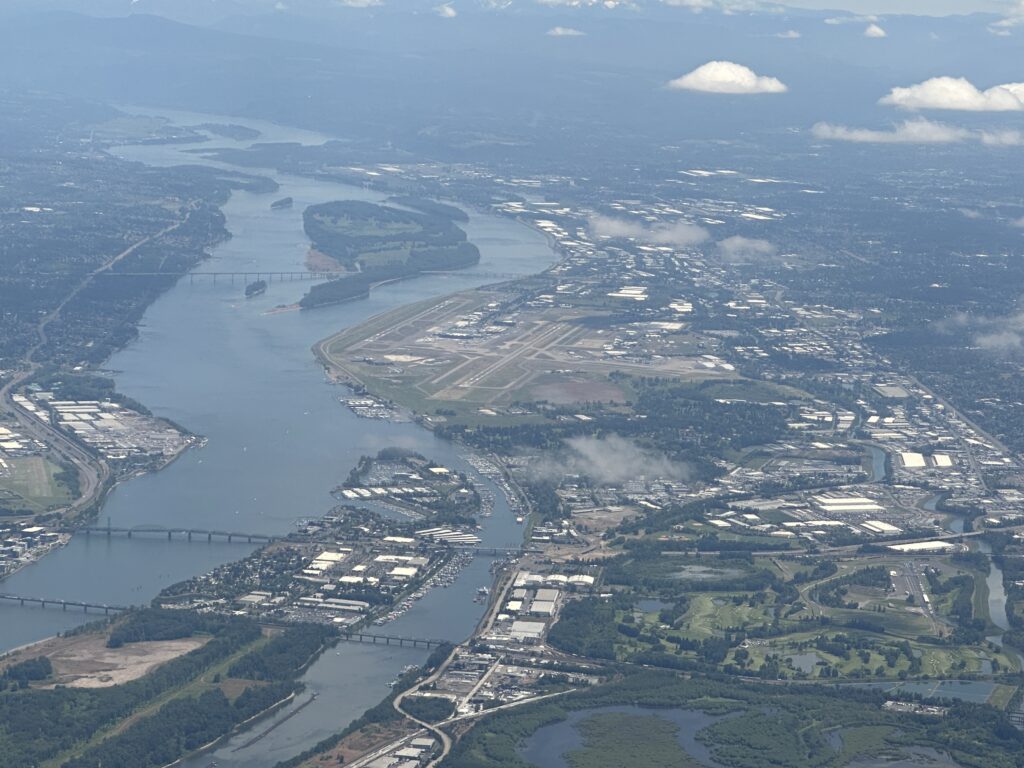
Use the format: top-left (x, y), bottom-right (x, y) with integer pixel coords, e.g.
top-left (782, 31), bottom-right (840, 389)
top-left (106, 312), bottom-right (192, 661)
top-left (0, 206), bottom-right (196, 518)
top-left (351, 688), bottom-right (574, 768)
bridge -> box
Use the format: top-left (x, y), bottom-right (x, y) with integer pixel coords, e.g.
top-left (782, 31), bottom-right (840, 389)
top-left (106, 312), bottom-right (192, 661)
top-left (338, 631), bottom-right (448, 649)
top-left (454, 546), bottom-right (537, 557)
top-left (0, 593), bottom-right (128, 614)
top-left (92, 270), bottom-right (527, 284)
top-left (98, 271), bottom-right (335, 284)
top-left (72, 525), bottom-right (276, 544)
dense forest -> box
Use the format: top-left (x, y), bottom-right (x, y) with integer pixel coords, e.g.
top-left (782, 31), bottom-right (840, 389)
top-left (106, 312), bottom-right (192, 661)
top-left (0, 610), bottom-right (332, 768)
top-left (302, 199), bottom-right (478, 270)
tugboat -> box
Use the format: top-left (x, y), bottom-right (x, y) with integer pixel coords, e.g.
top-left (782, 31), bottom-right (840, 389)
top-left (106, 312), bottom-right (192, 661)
top-left (245, 279), bottom-right (267, 298)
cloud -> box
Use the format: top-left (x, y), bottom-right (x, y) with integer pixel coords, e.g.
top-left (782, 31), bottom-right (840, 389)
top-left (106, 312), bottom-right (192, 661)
top-left (864, 23), bottom-right (887, 38)
top-left (813, 119), bottom-right (1024, 147)
top-left (667, 61), bottom-right (787, 95)
top-left (536, 0), bottom-right (628, 5)
top-left (1011, 216), bottom-right (1024, 228)
top-left (990, 1), bottom-right (1024, 34)
top-left (562, 435), bottom-right (693, 484)
top-left (334, 0), bottom-right (381, 6)
top-left (717, 236), bottom-right (777, 260)
top-left (937, 310), bottom-right (1024, 357)
top-left (971, 311), bottom-right (1024, 354)
top-left (980, 129), bottom-right (1024, 146)
top-left (976, 328), bottom-right (1024, 353)
top-left (824, 14), bottom-right (876, 24)
top-left (547, 26), bottom-right (586, 36)
top-left (811, 118), bottom-right (971, 144)
top-left (775, 29), bottom-right (801, 38)
top-left (662, 0), bottom-right (715, 8)
top-left (589, 215), bottom-right (709, 247)
top-left (434, 2), bottom-right (457, 16)
top-left (880, 77), bottom-right (1024, 112)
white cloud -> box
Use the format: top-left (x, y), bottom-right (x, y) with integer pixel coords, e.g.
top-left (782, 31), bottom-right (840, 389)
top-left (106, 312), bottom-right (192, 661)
top-left (811, 118), bottom-right (970, 144)
top-left (824, 14), bottom-right (876, 25)
top-left (880, 76), bottom-right (1024, 112)
top-left (334, 0), bottom-right (381, 6)
top-left (775, 29), bottom-right (801, 38)
top-left (662, 0), bottom-right (715, 9)
top-left (990, 1), bottom-right (1024, 35)
top-left (667, 61), bottom-right (787, 95)
top-left (1012, 216), bottom-right (1024, 228)
top-left (864, 23), bottom-right (887, 38)
top-left (536, 0), bottom-right (627, 5)
top-left (977, 328), bottom-right (1024, 353)
top-left (434, 2), bottom-right (457, 17)
top-left (547, 26), bottom-right (586, 36)
top-left (812, 118), bottom-right (1024, 147)
top-left (980, 129), bottom-right (1024, 146)
top-left (589, 215), bottom-right (709, 247)
top-left (717, 236), bottom-right (777, 260)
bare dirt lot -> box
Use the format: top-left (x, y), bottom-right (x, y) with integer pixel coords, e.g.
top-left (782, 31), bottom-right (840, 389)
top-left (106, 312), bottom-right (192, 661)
top-left (1, 630), bottom-right (207, 688)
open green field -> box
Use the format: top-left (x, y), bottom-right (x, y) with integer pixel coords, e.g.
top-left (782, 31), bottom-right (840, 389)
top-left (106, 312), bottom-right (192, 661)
top-left (0, 456), bottom-right (73, 515)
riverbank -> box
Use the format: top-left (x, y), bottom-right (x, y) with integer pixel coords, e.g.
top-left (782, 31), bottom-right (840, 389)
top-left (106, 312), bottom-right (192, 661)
top-left (1, 106), bottom-right (558, 767)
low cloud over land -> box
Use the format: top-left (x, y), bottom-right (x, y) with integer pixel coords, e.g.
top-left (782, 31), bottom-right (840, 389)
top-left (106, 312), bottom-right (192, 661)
top-left (717, 236), bottom-right (777, 260)
top-left (881, 76), bottom-right (1024, 112)
top-left (667, 61), bottom-right (787, 94)
top-left (811, 118), bottom-right (1024, 146)
top-left (589, 214), bottom-right (709, 247)
top-left (547, 26), bottom-right (585, 36)
top-left (562, 435), bottom-right (693, 484)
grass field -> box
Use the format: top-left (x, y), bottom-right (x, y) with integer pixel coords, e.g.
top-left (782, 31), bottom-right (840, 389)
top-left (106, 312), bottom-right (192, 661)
top-left (0, 456), bottom-right (73, 514)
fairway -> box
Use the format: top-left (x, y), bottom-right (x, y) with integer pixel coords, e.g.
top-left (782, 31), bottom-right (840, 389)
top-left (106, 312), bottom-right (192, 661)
top-left (0, 456), bottom-right (73, 515)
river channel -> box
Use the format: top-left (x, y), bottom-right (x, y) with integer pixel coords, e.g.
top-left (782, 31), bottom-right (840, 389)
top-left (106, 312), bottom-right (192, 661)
top-left (0, 108), bottom-right (557, 766)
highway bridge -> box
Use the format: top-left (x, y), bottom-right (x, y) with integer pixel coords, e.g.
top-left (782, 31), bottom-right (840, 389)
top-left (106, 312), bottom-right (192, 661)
top-left (67, 528), bottom-right (531, 556)
top-left (0, 593), bottom-right (128, 614)
top-left (338, 631), bottom-right (449, 649)
top-left (98, 271), bottom-right (335, 283)
top-left (93, 270), bottom-right (527, 283)
top-left (72, 525), bottom-right (276, 544)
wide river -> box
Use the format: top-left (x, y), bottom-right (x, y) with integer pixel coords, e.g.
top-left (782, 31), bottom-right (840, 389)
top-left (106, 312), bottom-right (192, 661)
top-left (0, 108), bottom-right (556, 766)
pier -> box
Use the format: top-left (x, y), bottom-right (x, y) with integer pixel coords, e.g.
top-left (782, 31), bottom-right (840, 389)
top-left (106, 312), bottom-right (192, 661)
top-left (72, 525), bottom-right (276, 544)
top-left (0, 593), bottom-right (128, 614)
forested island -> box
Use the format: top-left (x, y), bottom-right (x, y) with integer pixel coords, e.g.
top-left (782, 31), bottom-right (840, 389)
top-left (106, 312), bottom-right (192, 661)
top-left (297, 200), bottom-right (480, 309)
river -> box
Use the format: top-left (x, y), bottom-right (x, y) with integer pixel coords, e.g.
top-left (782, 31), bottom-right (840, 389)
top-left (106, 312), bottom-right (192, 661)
top-left (0, 107), bottom-right (557, 766)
